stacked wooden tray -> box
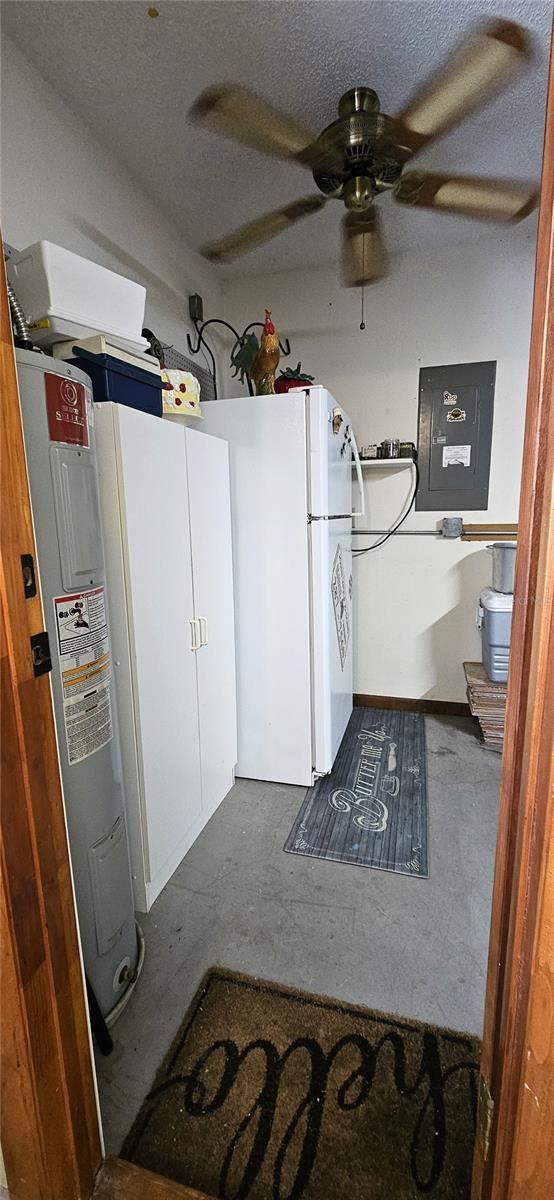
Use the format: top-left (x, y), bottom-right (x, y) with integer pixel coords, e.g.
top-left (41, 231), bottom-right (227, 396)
top-left (463, 662), bottom-right (507, 751)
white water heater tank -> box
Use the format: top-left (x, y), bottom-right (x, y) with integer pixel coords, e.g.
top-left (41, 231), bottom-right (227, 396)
top-left (16, 348), bottom-right (138, 1017)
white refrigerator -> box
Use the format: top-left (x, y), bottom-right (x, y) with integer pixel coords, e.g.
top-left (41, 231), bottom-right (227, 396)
top-left (202, 386), bottom-right (365, 787)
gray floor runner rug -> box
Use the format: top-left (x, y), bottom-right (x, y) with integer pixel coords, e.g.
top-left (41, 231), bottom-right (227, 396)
top-left (284, 707), bottom-right (429, 877)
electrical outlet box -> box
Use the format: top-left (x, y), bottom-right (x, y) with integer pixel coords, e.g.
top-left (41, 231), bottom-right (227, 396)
top-left (416, 361), bottom-right (496, 511)
top-left (188, 293), bottom-right (204, 323)
top-left (441, 516), bottom-right (463, 538)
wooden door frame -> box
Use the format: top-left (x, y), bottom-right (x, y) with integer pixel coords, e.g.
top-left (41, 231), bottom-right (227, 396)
top-left (1, 35), bottom-right (553, 1196)
top-left (472, 27), bottom-right (554, 1199)
top-left (1, 247), bottom-right (103, 1199)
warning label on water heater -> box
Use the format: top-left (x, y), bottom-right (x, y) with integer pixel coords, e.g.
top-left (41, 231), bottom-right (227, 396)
top-left (53, 586), bottom-right (113, 765)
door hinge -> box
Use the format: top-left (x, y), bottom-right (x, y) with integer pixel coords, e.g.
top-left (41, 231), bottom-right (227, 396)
top-left (478, 1074), bottom-right (494, 1162)
top-left (30, 631), bottom-right (52, 676)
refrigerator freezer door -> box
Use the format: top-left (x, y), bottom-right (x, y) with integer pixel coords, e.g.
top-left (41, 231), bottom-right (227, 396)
top-left (306, 386), bottom-right (353, 519)
top-left (310, 517), bottom-right (353, 774)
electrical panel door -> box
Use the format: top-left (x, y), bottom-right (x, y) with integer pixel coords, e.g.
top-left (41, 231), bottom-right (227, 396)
top-left (416, 361), bottom-right (496, 511)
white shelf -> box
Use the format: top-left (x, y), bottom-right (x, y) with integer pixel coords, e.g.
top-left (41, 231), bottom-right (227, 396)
top-left (355, 457), bottom-right (415, 469)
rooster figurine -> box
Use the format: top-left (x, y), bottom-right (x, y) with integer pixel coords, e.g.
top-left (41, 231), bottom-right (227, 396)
top-left (250, 309), bottom-right (280, 395)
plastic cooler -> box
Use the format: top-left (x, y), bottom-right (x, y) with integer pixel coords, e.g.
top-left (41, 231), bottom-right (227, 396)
top-left (477, 587), bottom-right (513, 683)
top-left (69, 348), bottom-right (162, 417)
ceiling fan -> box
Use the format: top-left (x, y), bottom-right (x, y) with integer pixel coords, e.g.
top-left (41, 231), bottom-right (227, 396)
top-left (190, 19), bottom-right (538, 286)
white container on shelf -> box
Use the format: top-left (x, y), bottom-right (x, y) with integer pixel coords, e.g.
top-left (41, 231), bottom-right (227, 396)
top-left (477, 587), bottom-right (513, 683)
top-left (8, 241), bottom-right (148, 350)
top-left (488, 541), bottom-right (517, 593)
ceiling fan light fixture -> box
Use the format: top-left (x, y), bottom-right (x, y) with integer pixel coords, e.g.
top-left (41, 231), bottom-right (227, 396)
top-left (343, 176), bottom-right (374, 211)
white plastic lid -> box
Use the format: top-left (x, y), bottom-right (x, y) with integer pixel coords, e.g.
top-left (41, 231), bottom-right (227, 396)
top-left (480, 586), bottom-right (514, 611)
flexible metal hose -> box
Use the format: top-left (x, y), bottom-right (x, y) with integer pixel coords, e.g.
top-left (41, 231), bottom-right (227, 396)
top-left (7, 279), bottom-right (33, 346)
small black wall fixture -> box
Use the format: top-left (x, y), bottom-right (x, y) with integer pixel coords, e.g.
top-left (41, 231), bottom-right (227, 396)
top-left (186, 309), bottom-right (291, 400)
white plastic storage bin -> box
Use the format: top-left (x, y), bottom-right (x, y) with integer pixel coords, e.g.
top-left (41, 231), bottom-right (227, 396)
top-left (477, 587), bottom-right (513, 683)
top-left (8, 241), bottom-right (148, 351)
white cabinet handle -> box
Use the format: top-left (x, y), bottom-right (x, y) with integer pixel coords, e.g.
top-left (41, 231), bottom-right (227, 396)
top-left (199, 617), bottom-right (208, 647)
top-left (189, 618), bottom-right (200, 651)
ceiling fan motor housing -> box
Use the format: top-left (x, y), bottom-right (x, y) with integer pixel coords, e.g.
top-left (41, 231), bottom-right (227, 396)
top-left (338, 87), bottom-right (380, 117)
top-left (312, 88), bottom-right (404, 210)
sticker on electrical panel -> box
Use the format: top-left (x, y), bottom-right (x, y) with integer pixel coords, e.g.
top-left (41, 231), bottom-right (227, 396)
top-left (443, 444), bottom-right (471, 468)
top-left (331, 545), bottom-right (350, 670)
top-left (53, 586), bottom-right (113, 765)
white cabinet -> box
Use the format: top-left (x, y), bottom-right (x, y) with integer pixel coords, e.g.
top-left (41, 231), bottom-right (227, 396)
top-left (95, 404), bottom-right (237, 912)
top-left (186, 428), bottom-right (237, 816)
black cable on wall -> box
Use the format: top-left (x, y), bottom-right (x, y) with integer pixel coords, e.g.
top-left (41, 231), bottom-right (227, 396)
top-left (353, 457), bottom-right (420, 556)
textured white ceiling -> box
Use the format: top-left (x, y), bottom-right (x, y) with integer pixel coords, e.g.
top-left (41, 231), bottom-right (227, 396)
top-left (2, 0), bottom-right (551, 275)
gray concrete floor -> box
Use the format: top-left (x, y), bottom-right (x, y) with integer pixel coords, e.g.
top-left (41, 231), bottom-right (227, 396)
top-left (96, 715), bottom-right (500, 1155)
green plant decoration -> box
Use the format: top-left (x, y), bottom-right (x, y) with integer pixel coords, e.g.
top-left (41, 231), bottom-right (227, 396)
top-left (277, 362), bottom-right (315, 382)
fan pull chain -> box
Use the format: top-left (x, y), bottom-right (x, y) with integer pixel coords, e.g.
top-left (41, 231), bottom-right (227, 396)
top-left (360, 231), bottom-right (366, 331)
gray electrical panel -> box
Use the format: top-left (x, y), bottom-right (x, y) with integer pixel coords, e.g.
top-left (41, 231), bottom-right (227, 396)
top-left (416, 361), bottom-right (496, 511)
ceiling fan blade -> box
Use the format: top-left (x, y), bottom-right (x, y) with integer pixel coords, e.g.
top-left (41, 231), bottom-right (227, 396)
top-left (393, 19), bottom-right (532, 157)
top-left (190, 84), bottom-right (319, 165)
top-left (342, 208), bottom-right (387, 287)
top-left (201, 195), bottom-right (326, 263)
top-left (394, 171), bottom-right (538, 222)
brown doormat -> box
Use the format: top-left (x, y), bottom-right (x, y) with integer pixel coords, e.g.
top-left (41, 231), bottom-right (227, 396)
top-left (122, 969), bottom-right (480, 1200)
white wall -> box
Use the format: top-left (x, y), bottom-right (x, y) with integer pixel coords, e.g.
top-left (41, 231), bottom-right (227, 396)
top-left (0, 37), bottom-right (223, 359)
top-left (223, 231), bottom-right (536, 701)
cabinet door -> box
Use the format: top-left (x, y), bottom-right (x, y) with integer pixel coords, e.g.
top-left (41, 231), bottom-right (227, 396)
top-left (186, 429), bottom-right (237, 814)
top-left (115, 407), bottom-right (202, 889)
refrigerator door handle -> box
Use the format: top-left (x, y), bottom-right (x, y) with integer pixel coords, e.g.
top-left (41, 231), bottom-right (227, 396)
top-left (345, 422), bottom-right (366, 518)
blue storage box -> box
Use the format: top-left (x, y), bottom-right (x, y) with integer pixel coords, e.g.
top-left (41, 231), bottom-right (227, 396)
top-left (68, 347), bottom-right (162, 417)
